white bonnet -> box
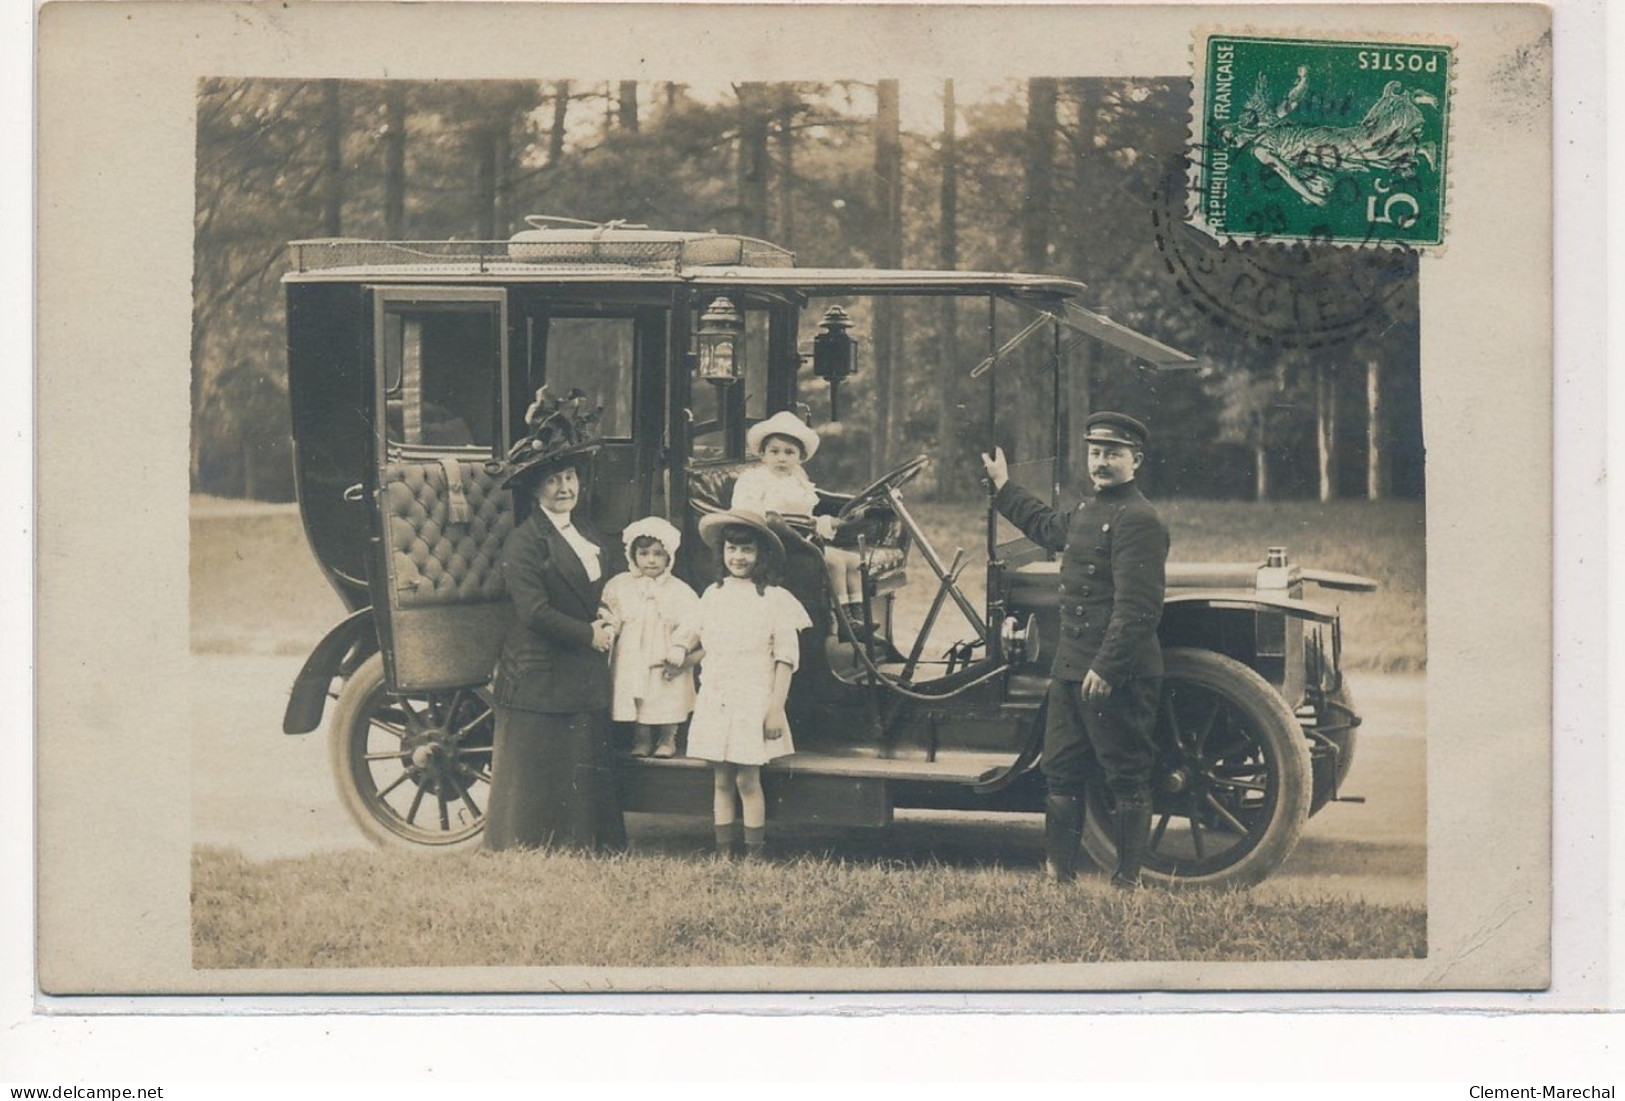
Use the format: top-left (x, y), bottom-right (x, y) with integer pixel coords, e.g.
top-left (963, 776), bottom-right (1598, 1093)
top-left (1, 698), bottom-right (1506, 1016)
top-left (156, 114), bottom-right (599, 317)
top-left (621, 515), bottom-right (683, 569)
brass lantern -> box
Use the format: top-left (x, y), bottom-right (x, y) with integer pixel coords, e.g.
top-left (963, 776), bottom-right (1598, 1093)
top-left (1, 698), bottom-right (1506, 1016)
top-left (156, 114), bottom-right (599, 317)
top-left (812, 305), bottom-right (858, 420)
top-left (695, 296), bottom-right (745, 385)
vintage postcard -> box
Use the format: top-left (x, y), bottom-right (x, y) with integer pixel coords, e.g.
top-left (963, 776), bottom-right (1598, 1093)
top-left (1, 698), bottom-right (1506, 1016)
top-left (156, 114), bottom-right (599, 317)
top-left (34, 2), bottom-right (1560, 999)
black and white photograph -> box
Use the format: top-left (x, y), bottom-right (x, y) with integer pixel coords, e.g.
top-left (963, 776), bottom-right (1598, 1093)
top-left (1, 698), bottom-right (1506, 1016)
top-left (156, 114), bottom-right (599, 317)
top-left (33, 2), bottom-right (1566, 999)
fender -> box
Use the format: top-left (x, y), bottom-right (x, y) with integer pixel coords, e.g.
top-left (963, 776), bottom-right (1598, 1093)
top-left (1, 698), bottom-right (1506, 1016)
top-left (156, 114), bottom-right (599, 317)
top-left (1162, 590), bottom-right (1341, 623)
top-left (282, 607), bottom-right (378, 734)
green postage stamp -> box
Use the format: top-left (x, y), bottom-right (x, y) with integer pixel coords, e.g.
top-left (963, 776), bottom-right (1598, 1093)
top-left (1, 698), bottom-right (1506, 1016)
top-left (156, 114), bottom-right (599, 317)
top-left (1191, 32), bottom-right (1452, 247)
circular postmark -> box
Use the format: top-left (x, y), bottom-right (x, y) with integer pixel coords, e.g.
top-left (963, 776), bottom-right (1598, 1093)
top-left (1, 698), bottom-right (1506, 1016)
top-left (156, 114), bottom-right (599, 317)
top-left (1151, 158), bottom-right (1418, 350)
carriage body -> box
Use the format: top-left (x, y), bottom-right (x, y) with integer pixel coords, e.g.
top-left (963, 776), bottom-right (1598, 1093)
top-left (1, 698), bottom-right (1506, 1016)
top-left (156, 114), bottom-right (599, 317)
top-left (280, 222), bottom-right (1372, 887)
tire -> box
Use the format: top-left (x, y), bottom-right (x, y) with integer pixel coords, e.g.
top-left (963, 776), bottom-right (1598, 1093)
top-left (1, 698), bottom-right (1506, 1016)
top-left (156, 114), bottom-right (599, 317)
top-left (1080, 648), bottom-right (1313, 889)
top-left (1307, 679), bottom-right (1359, 817)
top-left (329, 653), bottom-right (495, 851)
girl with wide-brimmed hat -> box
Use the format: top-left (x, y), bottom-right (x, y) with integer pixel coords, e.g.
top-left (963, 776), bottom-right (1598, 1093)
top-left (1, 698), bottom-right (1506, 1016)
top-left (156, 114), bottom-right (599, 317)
top-left (665, 509), bottom-right (812, 859)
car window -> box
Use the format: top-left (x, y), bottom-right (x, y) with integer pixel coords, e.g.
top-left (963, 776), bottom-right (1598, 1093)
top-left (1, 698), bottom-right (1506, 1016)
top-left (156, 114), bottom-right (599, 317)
top-left (380, 301), bottom-right (500, 452)
top-left (542, 317), bottom-right (636, 439)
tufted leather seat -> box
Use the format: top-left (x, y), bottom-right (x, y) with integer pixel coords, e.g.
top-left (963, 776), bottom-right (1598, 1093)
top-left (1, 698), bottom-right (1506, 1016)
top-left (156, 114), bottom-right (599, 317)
top-left (686, 457), bottom-right (753, 515)
top-left (382, 459), bottom-right (514, 608)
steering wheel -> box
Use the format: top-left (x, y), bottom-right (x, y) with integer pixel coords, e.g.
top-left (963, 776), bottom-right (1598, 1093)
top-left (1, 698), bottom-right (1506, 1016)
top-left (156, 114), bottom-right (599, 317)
top-left (837, 454), bottom-right (930, 521)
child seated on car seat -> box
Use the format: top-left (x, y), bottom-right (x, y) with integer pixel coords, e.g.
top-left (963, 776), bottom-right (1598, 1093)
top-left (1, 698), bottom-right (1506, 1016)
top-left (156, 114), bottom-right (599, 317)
top-left (729, 411), bottom-right (867, 635)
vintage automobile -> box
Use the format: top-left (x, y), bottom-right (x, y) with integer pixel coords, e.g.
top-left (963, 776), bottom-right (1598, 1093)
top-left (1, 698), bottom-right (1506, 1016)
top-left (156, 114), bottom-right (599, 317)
top-left (280, 216), bottom-right (1374, 888)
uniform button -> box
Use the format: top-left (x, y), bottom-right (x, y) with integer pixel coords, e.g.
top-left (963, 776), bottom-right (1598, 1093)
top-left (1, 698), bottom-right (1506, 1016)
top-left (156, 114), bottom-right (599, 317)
top-left (1059, 583), bottom-right (1068, 593)
top-left (1086, 564), bottom-right (1097, 575)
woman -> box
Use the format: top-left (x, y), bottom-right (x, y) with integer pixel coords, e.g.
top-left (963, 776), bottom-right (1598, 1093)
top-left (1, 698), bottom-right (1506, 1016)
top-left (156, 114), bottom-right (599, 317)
top-left (484, 391), bottom-right (626, 852)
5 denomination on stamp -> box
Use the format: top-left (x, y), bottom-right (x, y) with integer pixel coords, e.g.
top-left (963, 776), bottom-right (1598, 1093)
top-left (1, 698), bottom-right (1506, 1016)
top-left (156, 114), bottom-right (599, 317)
top-left (1191, 32), bottom-right (1452, 247)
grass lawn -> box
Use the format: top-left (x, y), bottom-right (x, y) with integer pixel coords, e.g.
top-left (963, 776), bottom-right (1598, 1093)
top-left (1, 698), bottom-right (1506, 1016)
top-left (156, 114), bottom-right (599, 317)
top-left (192, 845), bottom-right (1426, 971)
top-left (191, 495), bottom-right (1425, 670)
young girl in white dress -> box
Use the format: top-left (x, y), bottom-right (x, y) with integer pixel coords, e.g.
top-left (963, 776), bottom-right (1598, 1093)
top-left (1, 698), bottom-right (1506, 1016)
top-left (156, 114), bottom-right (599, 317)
top-left (600, 516), bottom-right (700, 759)
top-left (666, 510), bottom-right (812, 859)
top-left (729, 410), bottom-right (866, 635)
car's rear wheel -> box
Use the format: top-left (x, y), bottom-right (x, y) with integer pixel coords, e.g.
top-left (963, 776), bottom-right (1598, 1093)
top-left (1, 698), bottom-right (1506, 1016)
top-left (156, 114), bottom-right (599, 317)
top-left (329, 653), bottom-right (493, 851)
top-left (1080, 647), bottom-right (1312, 889)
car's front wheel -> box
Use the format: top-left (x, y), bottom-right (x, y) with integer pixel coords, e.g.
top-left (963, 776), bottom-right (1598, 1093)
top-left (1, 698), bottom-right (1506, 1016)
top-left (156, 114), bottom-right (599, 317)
top-left (328, 653), bottom-right (494, 851)
top-left (1080, 647), bottom-right (1313, 889)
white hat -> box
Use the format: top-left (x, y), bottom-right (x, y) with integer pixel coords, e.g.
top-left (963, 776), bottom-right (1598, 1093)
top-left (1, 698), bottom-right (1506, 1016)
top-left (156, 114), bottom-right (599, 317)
top-left (746, 410), bottom-right (820, 461)
top-left (696, 509), bottom-right (786, 561)
top-left (620, 515), bottom-right (683, 570)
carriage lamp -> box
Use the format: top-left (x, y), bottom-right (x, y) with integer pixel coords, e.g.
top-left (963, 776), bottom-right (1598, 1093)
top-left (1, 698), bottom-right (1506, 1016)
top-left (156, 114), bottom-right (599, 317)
top-left (695, 296), bottom-right (745, 385)
top-left (812, 305), bottom-right (858, 420)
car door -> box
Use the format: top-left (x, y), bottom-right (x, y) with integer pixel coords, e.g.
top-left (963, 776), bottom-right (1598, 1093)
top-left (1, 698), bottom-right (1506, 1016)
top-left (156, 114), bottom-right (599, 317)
top-left (368, 286), bottom-right (515, 691)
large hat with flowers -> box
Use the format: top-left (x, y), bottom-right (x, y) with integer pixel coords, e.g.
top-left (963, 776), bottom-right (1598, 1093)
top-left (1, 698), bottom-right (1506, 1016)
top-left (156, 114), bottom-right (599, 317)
top-left (500, 386), bottom-right (604, 493)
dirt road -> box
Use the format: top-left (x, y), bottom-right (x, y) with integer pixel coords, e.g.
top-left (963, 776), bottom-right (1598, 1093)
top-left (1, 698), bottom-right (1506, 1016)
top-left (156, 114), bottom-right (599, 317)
top-left (192, 655), bottom-right (1424, 904)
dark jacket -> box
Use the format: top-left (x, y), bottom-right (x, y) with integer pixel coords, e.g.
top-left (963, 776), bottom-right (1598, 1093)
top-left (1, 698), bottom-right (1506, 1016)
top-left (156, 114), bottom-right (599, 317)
top-left (995, 479), bottom-right (1169, 685)
top-left (492, 510), bottom-right (621, 713)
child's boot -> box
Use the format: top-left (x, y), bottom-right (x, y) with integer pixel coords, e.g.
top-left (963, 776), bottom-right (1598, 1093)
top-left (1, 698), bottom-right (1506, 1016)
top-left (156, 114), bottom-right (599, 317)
top-left (629, 726), bottom-right (655, 757)
top-left (652, 727), bottom-right (678, 759)
top-left (713, 821), bottom-right (741, 859)
top-left (742, 825), bottom-right (769, 861)
top-left (838, 602), bottom-right (874, 642)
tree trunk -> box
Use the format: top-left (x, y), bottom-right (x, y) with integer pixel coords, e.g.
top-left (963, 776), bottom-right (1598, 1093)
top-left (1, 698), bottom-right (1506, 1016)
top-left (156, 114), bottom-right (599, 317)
top-left (1058, 80), bottom-right (1101, 492)
top-left (474, 126), bottom-right (497, 239)
top-left (1064, 79), bottom-right (1101, 279)
top-left (774, 85), bottom-right (799, 248)
top-left (1014, 79), bottom-right (1059, 473)
top-left (241, 437), bottom-right (258, 501)
top-left (1255, 436), bottom-right (1269, 501)
top-left (872, 79), bottom-right (903, 477)
top-left (1317, 362), bottom-right (1338, 502)
top-left (383, 84), bottom-right (406, 238)
top-left (1021, 78), bottom-right (1058, 273)
top-left (493, 118), bottom-right (513, 237)
top-left (548, 81), bottom-right (570, 165)
top-left (618, 81), bottom-right (639, 132)
top-left (1366, 357), bottom-right (1386, 500)
top-left (736, 83), bottom-right (771, 238)
top-left (935, 79), bottom-right (962, 498)
top-left (321, 80), bottom-right (344, 236)
top-left (1067, 339), bottom-right (1096, 487)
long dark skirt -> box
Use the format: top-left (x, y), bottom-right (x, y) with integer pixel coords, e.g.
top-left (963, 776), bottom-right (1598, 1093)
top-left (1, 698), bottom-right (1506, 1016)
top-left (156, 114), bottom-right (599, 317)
top-left (484, 706), bottom-right (627, 853)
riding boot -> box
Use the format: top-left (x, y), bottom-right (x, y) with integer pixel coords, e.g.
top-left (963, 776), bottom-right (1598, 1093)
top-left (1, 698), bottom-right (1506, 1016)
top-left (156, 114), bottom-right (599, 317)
top-left (1110, 798), bottom-right (1153, 889)
top-left (1043, 793), bottom-right (1084, 882)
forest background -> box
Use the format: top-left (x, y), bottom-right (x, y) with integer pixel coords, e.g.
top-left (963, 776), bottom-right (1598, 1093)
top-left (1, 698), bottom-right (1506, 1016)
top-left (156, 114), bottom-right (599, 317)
top-left (191, 77), bottom-right (1425, 504)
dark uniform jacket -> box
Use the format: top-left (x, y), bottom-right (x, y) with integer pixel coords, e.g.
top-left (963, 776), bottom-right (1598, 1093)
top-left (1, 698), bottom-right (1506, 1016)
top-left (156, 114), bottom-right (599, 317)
top-left (995, 479), bottom-right (1169, 685)
top-left (492, 510), bottom-right (622, 713)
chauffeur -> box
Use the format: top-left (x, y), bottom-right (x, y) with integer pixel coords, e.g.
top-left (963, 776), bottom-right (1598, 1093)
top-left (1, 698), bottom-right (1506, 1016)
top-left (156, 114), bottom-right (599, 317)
top-left (981, 412), bottom-right (1170, 887)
